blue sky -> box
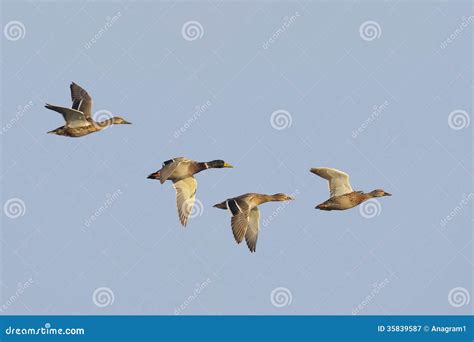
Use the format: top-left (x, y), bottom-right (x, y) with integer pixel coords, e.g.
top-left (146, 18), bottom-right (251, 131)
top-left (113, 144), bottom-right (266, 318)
top-left (1, 0), bottom-right (472, 315)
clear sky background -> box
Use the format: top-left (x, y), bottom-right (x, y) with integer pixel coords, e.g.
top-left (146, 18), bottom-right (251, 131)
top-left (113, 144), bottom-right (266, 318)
top-left (1, 0), bottom-right (472, 315)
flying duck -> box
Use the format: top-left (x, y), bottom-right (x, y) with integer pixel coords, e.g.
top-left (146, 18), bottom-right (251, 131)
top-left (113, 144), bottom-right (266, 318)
top-left (310, 167), bottom-right (391, 211)
top-left (148, 157), bottom-right (233, 227)
top-left (45, 82), bottom-right (131, 137)
top-left (214, 193), bottom-right (294, 252)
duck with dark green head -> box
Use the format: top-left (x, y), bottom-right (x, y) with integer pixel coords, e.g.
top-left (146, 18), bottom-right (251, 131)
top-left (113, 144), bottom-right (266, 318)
top-left (147, 157), bottom-right (233, 227)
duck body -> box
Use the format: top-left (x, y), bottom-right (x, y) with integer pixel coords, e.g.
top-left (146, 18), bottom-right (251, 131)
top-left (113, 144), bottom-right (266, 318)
top-left (147, 158), bottom-right (233, 183)
top-left (45, 82), bottom-right (131, 138)
top-left (48, 126), bottom-right (89, 137)
top-left (147, 157), bottom-right (233, 227)
top-left (46, 117), bottom-right (131, 137)
top-left (315, 191), bottom-right (371, 211)
top-left (213, 193), bottom-right (290, 210)
top-left (214, 192), bottom-right (294, 252)
top-left (47, 122), bottom-right (100, 137)
top-left (311, 167), bottom-right (391, 211)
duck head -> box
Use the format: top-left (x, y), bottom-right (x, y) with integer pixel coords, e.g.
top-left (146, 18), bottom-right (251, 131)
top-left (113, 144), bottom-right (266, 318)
top-left (206, 160), bottom-right (233, 169)
top-left (97, 116), bottom-right (132, 128)
top-left (368, 189), bottom-right (392, 197)
top-left (111, 117), bottom-right (132, 125)
top-left (270, 193), bottom-right (294, 202)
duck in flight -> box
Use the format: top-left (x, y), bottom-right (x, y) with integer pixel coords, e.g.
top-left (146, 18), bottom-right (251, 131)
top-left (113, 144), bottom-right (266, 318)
top-left (147, 157), bottom-right (233, 227)
top-left (213, 193), bottom-right (294, 253)
top-left (310, 167), bottom-right (391, 211)
top-left (45, 82), bottom-right (131, 137)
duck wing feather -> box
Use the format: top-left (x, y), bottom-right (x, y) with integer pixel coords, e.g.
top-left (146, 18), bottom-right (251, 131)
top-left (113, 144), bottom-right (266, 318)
top-left (172, 176), bottom-right (197, 227)
top-left (311, 167), bottom-right (354, 197)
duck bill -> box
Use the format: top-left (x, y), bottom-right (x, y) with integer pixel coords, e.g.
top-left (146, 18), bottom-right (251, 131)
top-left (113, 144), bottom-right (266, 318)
top-left (384, 192), bottom-right (392, 196)
top-left (123, 120), bottom-right (132, 124)
top-left (223, 163), bottom-right (233, 168)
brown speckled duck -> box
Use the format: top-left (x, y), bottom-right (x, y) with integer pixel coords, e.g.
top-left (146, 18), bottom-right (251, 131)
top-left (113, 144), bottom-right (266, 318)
top-left (45, 82), bottom-right (131, 137)
top-left (147, 157), bottom-right (233, 227)
top-left (311, 167), bottom-right (391, 211)
top-left (213, 193), bottom-right (294, 252)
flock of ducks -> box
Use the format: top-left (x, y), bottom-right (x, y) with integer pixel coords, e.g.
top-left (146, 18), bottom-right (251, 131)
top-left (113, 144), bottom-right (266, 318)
top-left (45, 82), bottom-right (392, 253)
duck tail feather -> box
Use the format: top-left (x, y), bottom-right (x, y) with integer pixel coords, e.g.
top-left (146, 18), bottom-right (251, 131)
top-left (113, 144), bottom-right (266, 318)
top-left (213, 201), bottom-right (227, 209)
